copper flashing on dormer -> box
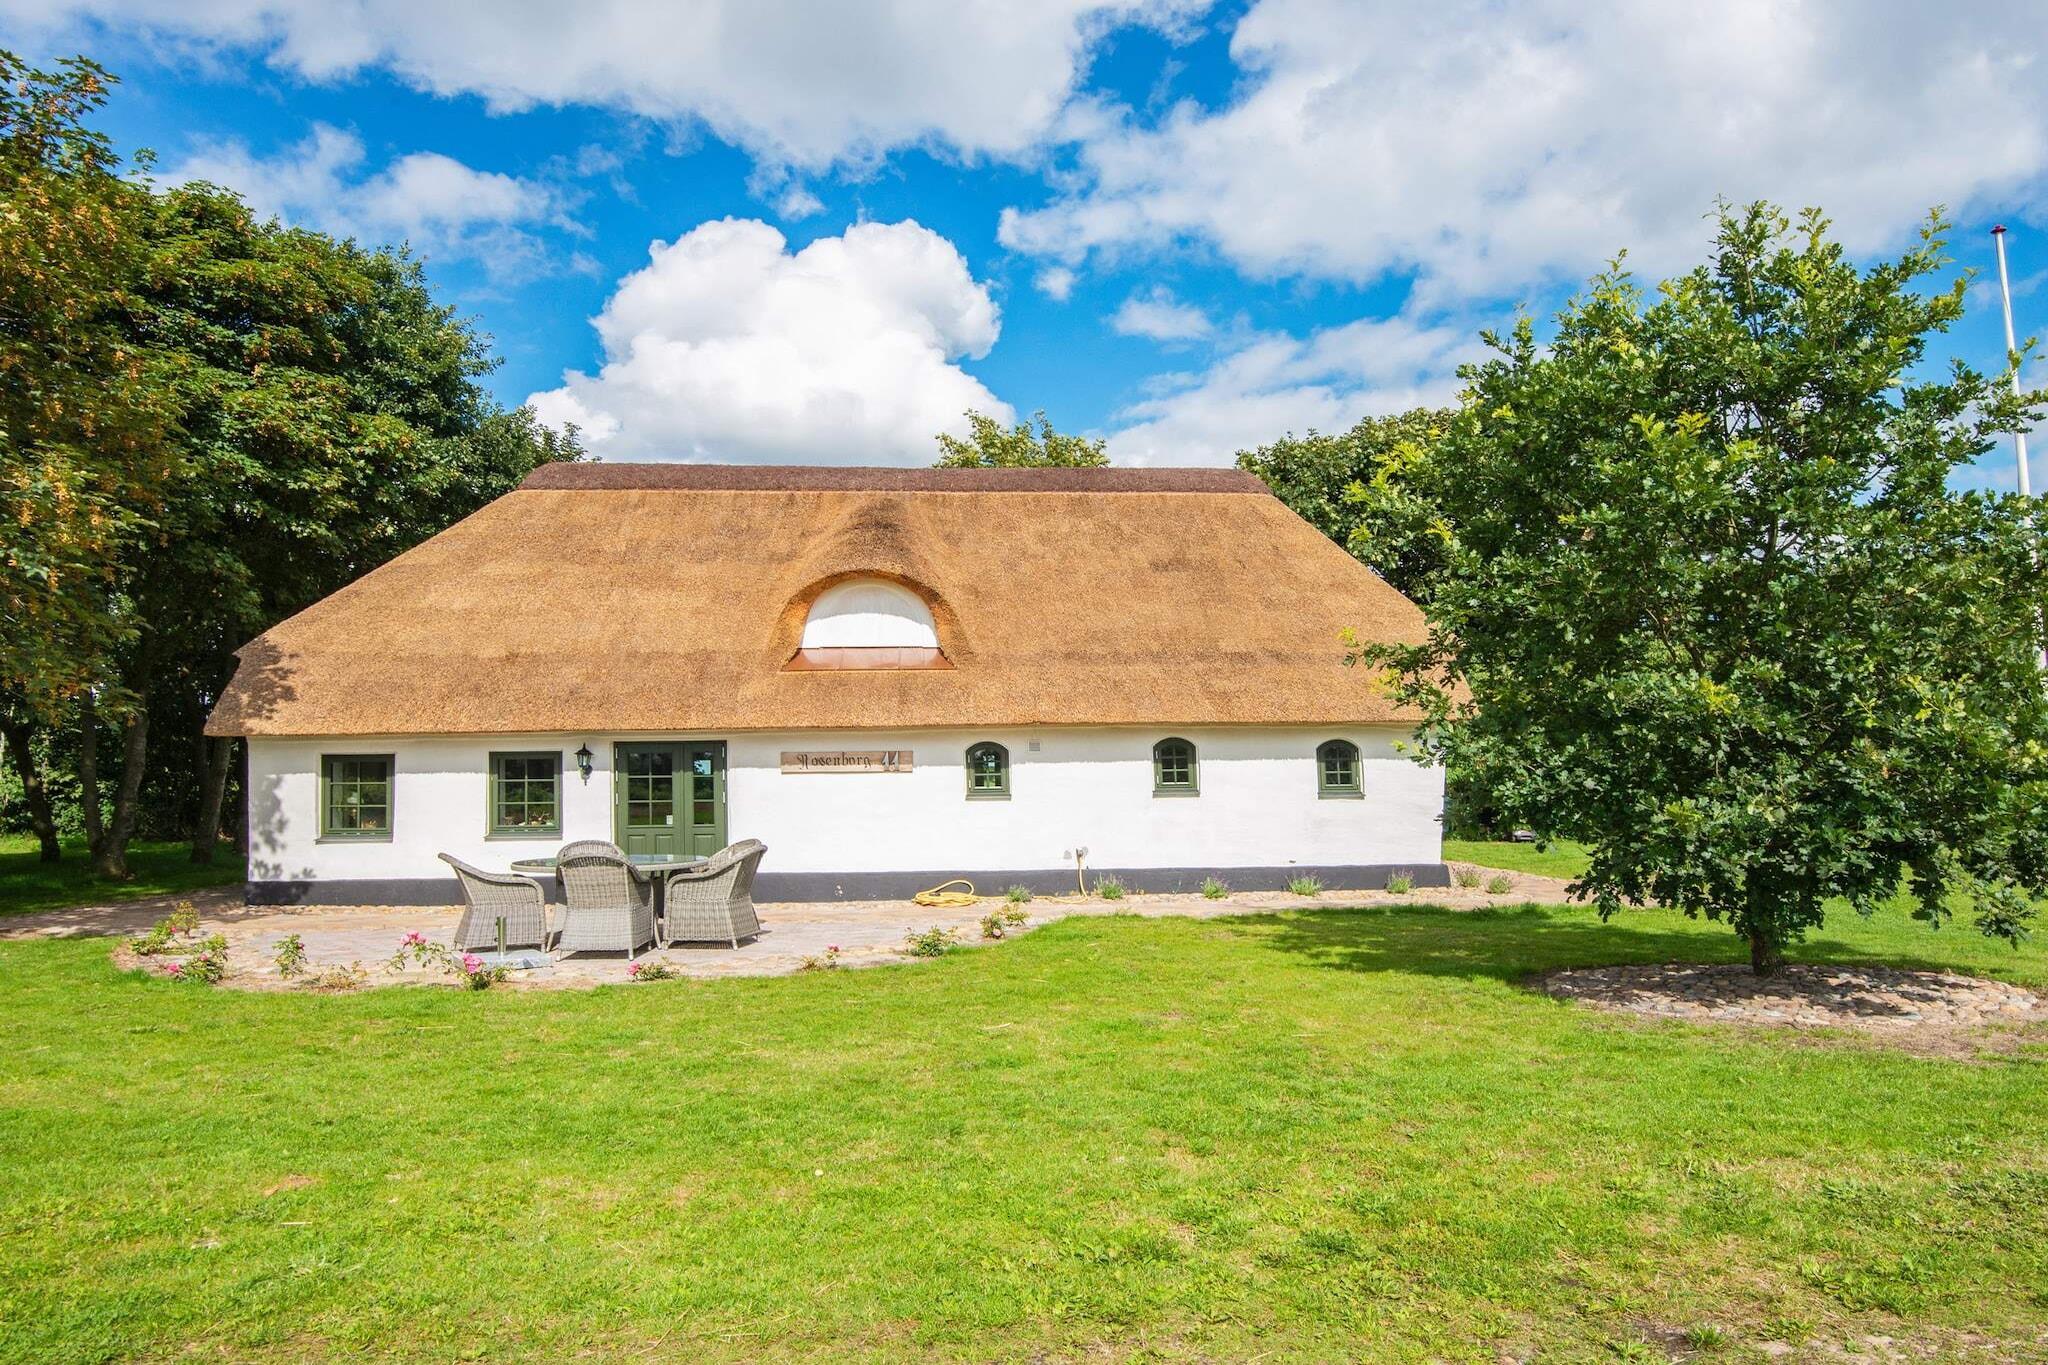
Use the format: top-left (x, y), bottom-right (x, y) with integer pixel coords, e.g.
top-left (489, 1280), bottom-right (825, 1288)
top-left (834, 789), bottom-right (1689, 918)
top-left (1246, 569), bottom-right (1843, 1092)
top-left (785, 647), bottom-right (954, 672)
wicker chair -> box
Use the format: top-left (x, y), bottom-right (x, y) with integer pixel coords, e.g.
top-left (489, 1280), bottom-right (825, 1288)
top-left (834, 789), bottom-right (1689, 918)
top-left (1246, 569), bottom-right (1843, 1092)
top-left (439, 853), bottom-right (553, 952)
top-left (554, 839), bottom-right (657, 960)
top-left (661, 840), bottom-right (767, 949)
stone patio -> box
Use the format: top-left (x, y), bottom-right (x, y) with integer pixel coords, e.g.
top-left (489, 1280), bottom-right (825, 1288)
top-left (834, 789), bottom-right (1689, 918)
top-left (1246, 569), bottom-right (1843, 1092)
top-left (8, 865), bottom-right (1579, 991)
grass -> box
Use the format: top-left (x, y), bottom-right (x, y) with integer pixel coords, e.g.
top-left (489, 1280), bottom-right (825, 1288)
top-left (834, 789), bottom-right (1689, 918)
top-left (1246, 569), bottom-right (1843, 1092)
top-left (1, 899), bottom-right (2045, 1361)
top-left (1444, 836), bottom-right (1594, 880)
top-left (0, 834), bottom-right (244, 917)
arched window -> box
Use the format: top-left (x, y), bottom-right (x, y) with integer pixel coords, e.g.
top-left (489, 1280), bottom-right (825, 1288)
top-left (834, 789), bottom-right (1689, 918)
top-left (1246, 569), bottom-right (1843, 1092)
top-left (801, 578), bottom-right (938, 649)
top-left (1152, 738), bottom-right (1198, 796)
top-left (787, 577), bottom-right (949, 670)
top-left (1318, 739), bottom-right (1361, 797)
top-left (965, 742), bottom-right (1009, 799)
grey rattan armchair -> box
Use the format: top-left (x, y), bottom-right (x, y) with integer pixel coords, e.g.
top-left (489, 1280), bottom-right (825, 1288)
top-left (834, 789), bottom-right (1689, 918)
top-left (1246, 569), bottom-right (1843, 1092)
top-left (439, 853), bottom-right (554, 952)
top-left (554, 839), bottom-right (657, 960)
top-left (661, 839), bottom-right (767, 949)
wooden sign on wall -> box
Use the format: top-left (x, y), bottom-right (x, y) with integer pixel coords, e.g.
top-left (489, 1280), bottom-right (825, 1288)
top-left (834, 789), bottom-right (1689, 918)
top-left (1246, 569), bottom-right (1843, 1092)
top-left (780, 750), bottom-right (914, 774)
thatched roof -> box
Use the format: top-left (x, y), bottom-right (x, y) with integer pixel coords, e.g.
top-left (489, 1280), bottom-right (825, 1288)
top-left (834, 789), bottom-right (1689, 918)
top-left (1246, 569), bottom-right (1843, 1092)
top-left (206, 465), bottom-right (1431, 737)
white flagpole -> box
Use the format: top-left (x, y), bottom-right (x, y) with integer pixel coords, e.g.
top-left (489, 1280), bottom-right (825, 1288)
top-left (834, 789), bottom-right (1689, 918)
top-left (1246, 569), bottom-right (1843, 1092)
top-left (1993, 224), bottom-right (2032, 496)
top-left (1993, 224), bottom-right (2048, 675)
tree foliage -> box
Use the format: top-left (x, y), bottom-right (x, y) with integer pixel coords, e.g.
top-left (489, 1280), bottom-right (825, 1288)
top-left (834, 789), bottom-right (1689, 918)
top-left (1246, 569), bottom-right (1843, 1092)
top-left (1236, 408), bottom-right (1452, 601)
top-left (1360, 203), bottom-right (2048, 972)
top-left (935, 410), bottom-right (1108, 468)
top-left (0, 51), bottom-right (581, 875)
top-left (0, 54), bottom-right (177, 717)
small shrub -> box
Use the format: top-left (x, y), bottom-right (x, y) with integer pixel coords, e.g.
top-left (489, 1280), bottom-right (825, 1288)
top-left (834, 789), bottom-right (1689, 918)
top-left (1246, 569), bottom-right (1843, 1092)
top-left (1004, 884), bottom-right (1032, 905)
top-left (1452, 865), bottom-right (1483, 889)
top-left (1286, 875), bottom-right (1324, 897)
top-left (1094, 875), bottom-right (1126, 901)
top-left (1485, 873), bottom-right (1514, 895)
top-left (1384, 870), bottom-right (1415, 895)
top-left (628, 957), bottom-right (678, 981)
top-left (452, 953), bottom-right (510, 991)
top-left (799, 944), bottom-right (845, 971)
top-left (1001, 903), bottom-right (1028, 927)
top-left (979, 912), bottom-right (1007, 940)
top-left (304, 962), bottom-right (369, 992)
top-left (160, 933), bottom-right (229, 985)
top-left (128, 901), bottom-right (202, 956)
top-left (1200, 876), bottom-right (1229, 900)
top-left (904, 926), bottom-right (957, 958)
top-left (272, 933), bottom-right (308, 978)
top-left (389, 931), bottom-right (452, 974)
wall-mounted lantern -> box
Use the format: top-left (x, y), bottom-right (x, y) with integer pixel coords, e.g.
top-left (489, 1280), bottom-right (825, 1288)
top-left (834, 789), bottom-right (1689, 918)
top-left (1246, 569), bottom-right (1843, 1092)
top-left (575, 743), bottom-right (594, 784)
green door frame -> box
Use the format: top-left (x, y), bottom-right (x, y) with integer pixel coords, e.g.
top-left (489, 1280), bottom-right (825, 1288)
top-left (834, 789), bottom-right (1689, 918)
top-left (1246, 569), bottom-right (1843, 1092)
top-left (613, 741), bottom-right (726, 857)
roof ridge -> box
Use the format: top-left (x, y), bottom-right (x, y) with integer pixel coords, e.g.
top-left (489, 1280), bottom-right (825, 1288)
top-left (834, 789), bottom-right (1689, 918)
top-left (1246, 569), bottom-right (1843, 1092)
top-left (518, 464), bottom-right (1271, 494)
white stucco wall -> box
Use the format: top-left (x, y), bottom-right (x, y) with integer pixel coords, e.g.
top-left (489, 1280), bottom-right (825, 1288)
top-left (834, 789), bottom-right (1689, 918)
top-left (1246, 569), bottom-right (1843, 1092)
top-left (246, 727), bottom-right (1443, 886)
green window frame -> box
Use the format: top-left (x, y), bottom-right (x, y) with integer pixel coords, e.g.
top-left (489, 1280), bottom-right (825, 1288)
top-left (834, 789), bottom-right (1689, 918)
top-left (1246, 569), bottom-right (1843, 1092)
top-left (1318, 739), bottom-right (1362, 798)
top-left (965, 741), bottom-right (1010, 799)
top-left (488, 751), bottom-right (563, 837)
top-left (1152, 738), bottom-right (1198, 796)
top-left (319, 753), bottom-right (394, 841)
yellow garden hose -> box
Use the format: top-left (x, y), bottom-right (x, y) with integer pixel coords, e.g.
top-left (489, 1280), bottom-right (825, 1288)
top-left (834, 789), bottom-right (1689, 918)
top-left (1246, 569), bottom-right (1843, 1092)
top-left (912, 879), bottom-right (980, 908)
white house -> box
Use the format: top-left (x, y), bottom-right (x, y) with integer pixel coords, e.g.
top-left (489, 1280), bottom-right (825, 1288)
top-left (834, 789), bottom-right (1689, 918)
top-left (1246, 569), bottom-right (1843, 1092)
top-left (206, 464), bottom-right (1447, 902)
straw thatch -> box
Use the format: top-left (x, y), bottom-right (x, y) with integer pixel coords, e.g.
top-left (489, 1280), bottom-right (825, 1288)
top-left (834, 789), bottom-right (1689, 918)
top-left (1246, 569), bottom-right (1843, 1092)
top-left (206, 465), bottom-right (1432, 737)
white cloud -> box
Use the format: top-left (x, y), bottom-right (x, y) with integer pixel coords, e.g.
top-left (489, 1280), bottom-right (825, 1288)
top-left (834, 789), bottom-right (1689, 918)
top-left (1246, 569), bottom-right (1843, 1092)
top-left (527, 218), bottom-right (1009, 463)
top-left (1003, 0), bottom-right (2048, 301)
top-left (1105, 313), bottom-right (1478, 465)
top-left (15, 0), bottom-right (1203, 171)
top-left (1034, 265), bottom-right (1078, 300)
top-left (1110, 286), bottom-right (1211, 340)
top-left (775, 185), bottom-right (825, 220)
top-left (165, 124), bottom-right (565, 276)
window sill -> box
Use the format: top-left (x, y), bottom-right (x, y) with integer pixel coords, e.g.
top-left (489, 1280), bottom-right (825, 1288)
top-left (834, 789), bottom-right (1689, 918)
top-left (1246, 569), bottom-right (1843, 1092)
top-left (486, 831), bottom-right (564, 841)
top-left (316, 834), bottom-right (393, 844)
top-left (965, 791), bottom-right (1011, 801)
top-left (1318, 790), bottom-right (1365, 800)
top-left (1152, 788), bottom-right (1200, 798)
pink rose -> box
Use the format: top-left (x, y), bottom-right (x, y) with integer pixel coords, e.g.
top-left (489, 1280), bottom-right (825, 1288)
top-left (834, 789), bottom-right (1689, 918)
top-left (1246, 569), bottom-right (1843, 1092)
top-left (461, 954), bottom-right (482, 972)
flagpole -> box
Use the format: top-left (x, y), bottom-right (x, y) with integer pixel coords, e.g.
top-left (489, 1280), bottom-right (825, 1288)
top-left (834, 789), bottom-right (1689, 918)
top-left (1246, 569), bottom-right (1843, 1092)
top-left (1993, 225), bottom-right (2031, 496)
top-left (1993, 224), bottom-right (2048, 675)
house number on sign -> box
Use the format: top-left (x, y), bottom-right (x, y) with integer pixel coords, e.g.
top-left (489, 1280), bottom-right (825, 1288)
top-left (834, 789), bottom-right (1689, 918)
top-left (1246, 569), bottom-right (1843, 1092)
top-left (780, 751), bottom-right (914, 773)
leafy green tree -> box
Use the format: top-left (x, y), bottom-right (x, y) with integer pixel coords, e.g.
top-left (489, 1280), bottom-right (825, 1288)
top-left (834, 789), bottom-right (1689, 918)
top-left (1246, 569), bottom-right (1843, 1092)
top-left (1361, 203), bottom-right (2048, 973)
top-left (935, 410), bottom-right (1108, 468)
top-left (0, 54), bottom-right (177, 725)
top-left (86, 181), bottom-right (582, 874)
top-left (1237, 408), bottom-right (1452, 600)
top-left (1, 54), bottom-right (581, 876)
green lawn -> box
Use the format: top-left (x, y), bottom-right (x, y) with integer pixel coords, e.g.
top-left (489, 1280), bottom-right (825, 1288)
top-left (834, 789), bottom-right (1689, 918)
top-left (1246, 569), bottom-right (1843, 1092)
top-left (0, 835), bottom-right (245, 917)
top-left (1, 902), bottom-right (2044, 1362)
top-left (1444, 837), bottom-right (1594, 880)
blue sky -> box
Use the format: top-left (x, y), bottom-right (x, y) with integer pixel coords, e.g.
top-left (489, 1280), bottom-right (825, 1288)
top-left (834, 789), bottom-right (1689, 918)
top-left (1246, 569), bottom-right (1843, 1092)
top-left (8, 0), bottom-right (2047, 483)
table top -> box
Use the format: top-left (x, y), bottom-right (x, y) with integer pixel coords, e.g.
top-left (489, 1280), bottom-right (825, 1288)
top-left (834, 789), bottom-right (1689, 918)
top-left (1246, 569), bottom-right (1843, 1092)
top-left (509, 854), bottom-right (705, 874)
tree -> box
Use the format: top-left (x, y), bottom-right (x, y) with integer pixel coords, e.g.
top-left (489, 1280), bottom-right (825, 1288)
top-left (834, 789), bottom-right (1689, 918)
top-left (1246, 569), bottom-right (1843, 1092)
top-left (1237, 408), bottom-right (1452, 601)
top-left (83, 180), bottom-right (582, 874)
top-left (935, 410), bottom-right (1107, 468)
top-left (0, 54), bottom-right (177, 723)
top-left (1, 53), bottom-right (581, 877)
top-left (1360, 203), bottom-right (2048, 974)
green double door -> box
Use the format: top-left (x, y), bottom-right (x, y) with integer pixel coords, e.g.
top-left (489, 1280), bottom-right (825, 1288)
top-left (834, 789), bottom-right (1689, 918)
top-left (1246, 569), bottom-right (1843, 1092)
top-left (614, 742), bottom-right (726, 859)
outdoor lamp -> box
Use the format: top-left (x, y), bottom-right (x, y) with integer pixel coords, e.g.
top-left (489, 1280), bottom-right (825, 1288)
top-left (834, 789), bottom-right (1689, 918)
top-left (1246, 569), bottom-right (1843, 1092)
top-left (575, 743), bottom-right (594, 784)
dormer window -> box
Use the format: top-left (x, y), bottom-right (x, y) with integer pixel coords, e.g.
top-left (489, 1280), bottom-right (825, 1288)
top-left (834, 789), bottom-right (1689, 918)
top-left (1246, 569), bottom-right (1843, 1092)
top-left (787, 577), bottom-right (951, 670)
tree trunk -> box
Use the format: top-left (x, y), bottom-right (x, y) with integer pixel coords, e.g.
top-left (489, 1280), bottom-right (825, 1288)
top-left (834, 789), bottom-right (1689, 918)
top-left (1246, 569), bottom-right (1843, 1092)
top-left (0, 716), bottom-right (61, 862)
top-left (78, 696), bottom-right (105, 859)
top-left (191, 734), bottom-right (233, 864)
top-left (93, 704), bottom-right (150, 881)
top-left (1748, 924), bottom-right (1785, 977)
